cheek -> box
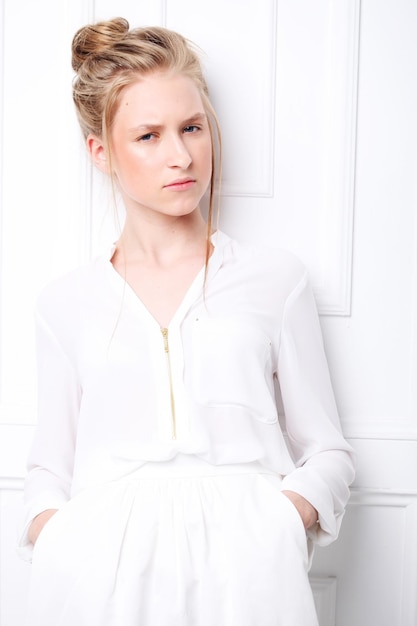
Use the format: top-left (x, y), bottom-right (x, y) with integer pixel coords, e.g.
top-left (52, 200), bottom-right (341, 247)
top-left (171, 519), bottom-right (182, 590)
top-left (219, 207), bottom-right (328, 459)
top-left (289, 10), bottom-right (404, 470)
top-left (201, 140), bottom-right (213, 177)
top-left (114, 149), bottom-right (152, 182)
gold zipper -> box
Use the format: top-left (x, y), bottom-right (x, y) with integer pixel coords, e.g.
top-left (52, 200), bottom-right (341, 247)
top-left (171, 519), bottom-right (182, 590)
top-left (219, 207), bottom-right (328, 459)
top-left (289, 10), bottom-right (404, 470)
top-left (160, 327), bottom-right (177, 440)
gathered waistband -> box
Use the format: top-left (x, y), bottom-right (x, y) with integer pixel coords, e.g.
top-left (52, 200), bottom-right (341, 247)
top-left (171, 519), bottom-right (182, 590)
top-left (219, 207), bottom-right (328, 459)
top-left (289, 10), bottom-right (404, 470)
top-left (119, 454), bottom-right (281, 481)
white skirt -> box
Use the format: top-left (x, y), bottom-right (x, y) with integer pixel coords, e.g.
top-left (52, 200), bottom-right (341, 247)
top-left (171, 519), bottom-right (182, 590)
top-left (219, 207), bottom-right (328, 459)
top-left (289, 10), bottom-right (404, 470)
top-left (26, 457), bottom-right (318, 626)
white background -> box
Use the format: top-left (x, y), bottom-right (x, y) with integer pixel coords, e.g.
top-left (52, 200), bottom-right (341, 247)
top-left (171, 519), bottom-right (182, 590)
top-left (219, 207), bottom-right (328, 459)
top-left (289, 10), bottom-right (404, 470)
top-left (1, 1), bottom-right (417, 624)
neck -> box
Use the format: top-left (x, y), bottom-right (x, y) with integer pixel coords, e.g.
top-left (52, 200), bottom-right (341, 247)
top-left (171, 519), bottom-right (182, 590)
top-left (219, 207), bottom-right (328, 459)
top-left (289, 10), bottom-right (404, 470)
top-left (115, 210), bottom-right (210, 267)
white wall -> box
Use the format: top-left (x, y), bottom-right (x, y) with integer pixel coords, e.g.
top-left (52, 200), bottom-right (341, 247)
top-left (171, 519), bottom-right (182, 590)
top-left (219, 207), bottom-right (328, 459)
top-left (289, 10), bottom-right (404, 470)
top-left (1, 1), bottom-right (417, 624)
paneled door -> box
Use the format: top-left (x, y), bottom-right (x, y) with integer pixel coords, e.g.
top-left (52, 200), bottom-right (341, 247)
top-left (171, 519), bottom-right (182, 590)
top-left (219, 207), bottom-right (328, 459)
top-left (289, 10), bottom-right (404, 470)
top-left (1, 1), bottom-right (416, 624)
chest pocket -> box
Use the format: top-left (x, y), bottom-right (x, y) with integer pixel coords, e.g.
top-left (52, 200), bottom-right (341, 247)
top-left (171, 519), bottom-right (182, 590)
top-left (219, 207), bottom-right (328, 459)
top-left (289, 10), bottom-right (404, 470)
top-left (191, 316), bottom-right (278, 424)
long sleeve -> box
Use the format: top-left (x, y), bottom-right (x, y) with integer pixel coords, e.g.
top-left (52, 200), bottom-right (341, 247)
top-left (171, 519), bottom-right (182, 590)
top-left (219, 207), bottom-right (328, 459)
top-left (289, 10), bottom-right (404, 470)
top-left (17, 307), bottom-right (81, 560)
top-left (277, 272), bottom-right (355, 546)
top-left (17, 235), bottom-right (355, 561)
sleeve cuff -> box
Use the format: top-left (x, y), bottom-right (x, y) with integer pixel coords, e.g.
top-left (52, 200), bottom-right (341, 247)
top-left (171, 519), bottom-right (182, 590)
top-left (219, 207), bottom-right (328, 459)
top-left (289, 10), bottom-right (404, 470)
top-left (280, 472), bottom-right (348, 547)
top-left (16, 494), bottom-right (68, 562)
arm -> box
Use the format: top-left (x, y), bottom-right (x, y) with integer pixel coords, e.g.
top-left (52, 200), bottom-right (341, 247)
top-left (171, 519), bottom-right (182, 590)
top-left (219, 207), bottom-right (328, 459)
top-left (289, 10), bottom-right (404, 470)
top-left (18, 306), bottom-right (81, 559)
top-left (277, 272), bottom-right (355, 544)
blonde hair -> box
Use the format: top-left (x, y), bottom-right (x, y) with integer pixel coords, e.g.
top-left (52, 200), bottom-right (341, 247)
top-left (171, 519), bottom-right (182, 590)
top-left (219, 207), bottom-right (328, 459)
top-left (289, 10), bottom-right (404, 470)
top-left (71, 17), bottom-right (222, 259)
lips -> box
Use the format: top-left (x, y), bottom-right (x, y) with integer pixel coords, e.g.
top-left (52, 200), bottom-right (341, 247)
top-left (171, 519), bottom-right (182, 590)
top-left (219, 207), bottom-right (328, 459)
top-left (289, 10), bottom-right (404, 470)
top-left (164, 177), bottom-right (196, 190)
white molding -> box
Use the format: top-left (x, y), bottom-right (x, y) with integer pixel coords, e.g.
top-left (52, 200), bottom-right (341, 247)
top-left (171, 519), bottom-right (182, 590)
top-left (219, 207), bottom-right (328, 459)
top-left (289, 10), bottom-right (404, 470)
top-left (0, 424), bottom-right (34, 479)
top-left (310, 576), bottom-right (337, 626)
top-left (349, 489), bottom-right (417, 508)
top-left (311, 488), bottom-right (417, 626)
top-left (314, 0), bottom-right (360, 316)
top-left (348, 488), bottom-right (417, 626)
top-left (402, 496), bottom-right (417, 624)
top-left (161, 0), bottom-right (168, 26)
top-left (66, 0), bottom-right (95, 24)
top-left (64, 0), bottom-right (96, 263)
top-left (220, 0), bottom-right (277, 198)
top-left (343, 419), bottom-right (417, 441)
top-left (349, 439), bottom-right (417, 494)
top-left (0, 0), bottom-right (4, 409)
top-left (0, 477), bottom-right (23, 491)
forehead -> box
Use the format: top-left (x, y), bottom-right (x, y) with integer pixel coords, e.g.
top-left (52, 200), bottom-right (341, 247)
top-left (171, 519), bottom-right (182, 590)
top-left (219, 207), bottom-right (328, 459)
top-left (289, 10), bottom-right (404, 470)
top-left (114, 72), bottom-right (205, 125)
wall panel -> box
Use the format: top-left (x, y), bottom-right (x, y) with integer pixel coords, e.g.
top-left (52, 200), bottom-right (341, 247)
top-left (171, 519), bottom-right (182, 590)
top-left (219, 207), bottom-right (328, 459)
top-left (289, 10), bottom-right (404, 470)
top-left (0, 487), bottom-right (30, 626)
top-left (322, 0), bottom-right (417, 440)
top-left (1, 1), bottom-right (417, 625)
top-left (274, 0), bottom-right (359, 315)
top-left (0, 0), bottom-right (91, 426)
top-left (311, 490), bottom-right (417, 626)
top-left (166, 0), bottom-right (277, 198)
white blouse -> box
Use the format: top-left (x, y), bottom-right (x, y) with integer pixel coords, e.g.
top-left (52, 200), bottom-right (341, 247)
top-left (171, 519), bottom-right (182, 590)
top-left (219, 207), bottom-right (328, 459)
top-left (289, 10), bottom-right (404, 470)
top-left (21, 231), bottom-right (355, 556)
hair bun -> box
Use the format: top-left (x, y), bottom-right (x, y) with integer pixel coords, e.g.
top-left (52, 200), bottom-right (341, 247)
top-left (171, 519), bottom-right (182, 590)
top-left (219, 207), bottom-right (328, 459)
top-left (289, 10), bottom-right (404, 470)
top-left (71, 17), bottom-right (129, 72)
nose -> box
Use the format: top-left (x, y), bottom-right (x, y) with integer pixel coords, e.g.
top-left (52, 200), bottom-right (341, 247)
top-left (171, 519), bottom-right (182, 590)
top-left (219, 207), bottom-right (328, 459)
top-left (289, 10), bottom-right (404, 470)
top-left (166, 133), bottom-right (192, 169)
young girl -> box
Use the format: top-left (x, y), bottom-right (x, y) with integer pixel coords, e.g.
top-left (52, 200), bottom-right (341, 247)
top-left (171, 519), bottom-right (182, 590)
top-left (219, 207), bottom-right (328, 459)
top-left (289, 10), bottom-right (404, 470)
top-left (20, 17), bottom-right (355, 626)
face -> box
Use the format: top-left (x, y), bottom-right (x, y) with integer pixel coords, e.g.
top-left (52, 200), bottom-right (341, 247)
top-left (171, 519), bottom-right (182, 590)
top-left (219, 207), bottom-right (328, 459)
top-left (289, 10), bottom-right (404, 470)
top-left (99, 72), bottom-right (212, 220)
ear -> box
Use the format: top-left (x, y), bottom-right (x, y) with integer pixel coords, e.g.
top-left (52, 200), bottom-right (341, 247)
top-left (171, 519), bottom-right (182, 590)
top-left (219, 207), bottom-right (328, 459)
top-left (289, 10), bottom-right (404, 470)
top-left (86, 134), bottom-right (110, 174)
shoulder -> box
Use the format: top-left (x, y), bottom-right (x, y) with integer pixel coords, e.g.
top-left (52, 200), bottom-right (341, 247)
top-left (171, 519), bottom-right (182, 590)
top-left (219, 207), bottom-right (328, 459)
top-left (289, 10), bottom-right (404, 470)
top-left (35, 251), bottom-right (111, 322)
top-left (218, 231), bottom-right (309, 292)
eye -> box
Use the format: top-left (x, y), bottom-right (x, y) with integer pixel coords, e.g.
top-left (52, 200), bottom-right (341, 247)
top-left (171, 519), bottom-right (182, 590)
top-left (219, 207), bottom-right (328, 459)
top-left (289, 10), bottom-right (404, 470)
top-left (138, 133), bottom-right (156, 142)
top-left (183, 125), bottom-right (200, 134)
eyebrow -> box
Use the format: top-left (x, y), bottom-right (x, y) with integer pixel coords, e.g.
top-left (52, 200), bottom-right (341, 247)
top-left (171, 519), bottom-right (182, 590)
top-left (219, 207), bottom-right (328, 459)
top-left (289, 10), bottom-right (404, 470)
top-left (128, 112), bottom-right (207, 133)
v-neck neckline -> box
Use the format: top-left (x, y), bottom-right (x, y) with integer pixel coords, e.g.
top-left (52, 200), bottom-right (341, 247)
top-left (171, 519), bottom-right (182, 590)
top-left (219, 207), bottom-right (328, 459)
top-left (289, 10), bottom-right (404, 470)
top-left (104, 231), bottom-right (226, 329)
